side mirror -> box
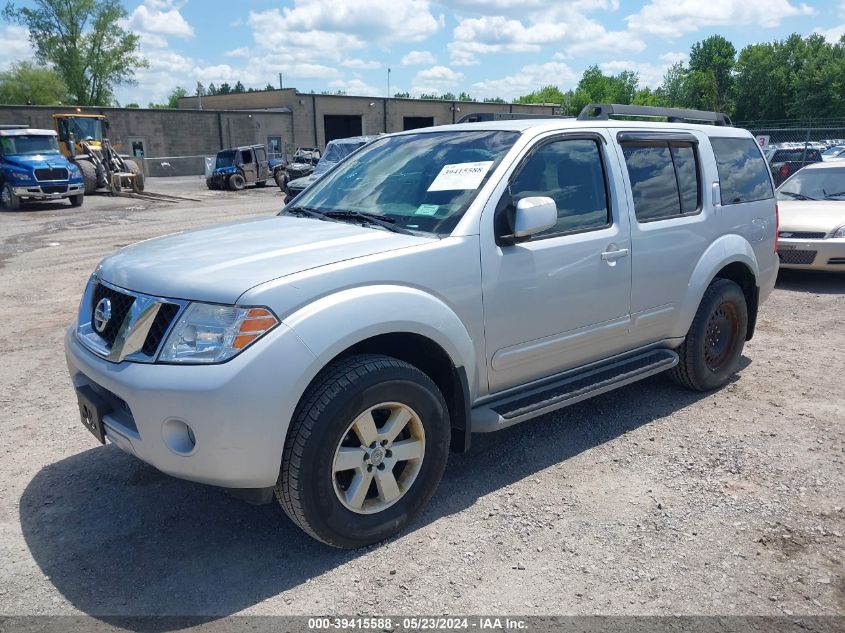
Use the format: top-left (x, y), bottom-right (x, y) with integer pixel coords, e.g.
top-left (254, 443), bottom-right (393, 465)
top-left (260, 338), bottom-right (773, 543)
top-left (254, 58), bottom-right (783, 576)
top-left (510, 196), bottom-right (557, 241)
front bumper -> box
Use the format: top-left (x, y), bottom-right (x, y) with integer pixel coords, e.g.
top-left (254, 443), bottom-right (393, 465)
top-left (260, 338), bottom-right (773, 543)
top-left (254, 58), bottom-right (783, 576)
top-left (64, 322), bottom-right (317, 488)
top-left (778, 237), bottom-right (845, 272)
top-left (13, 183), bottom-right (83, 199)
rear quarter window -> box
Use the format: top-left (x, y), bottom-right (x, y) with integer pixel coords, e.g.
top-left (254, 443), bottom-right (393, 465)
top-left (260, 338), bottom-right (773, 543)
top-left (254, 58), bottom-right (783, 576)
top-left (711, 137), bottom-right (773, 205)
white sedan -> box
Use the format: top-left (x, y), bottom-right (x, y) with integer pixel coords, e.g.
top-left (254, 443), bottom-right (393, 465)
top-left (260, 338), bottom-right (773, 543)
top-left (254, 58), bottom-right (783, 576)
top-left (776, 162), bottom-right (845, 272)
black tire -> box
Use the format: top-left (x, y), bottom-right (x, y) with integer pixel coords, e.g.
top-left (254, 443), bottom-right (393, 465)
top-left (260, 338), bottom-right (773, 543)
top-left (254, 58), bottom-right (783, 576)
top-left (68, 193), bottom-right (84, 207)
top-left (274, 170), bottom-right (287, 189)
top-left (0, 182), bottom-right (21, 210)
top-left (255, 179), bottom-right (267, 188)
top-left (669, 279), bottom-right (748, 392)
top-left (124, 159), bottom-right (145, 192)
top-left (228, 173), bottom-right (246, 191)
top-left (77, 160), bottom-right (97, 195)
top-left (276, 354), bottom-right (450, 548)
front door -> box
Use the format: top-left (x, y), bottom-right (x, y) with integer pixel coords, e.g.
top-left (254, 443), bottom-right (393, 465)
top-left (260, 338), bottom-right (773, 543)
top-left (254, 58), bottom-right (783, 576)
top-left (480, 132), bottom-right (633, 393)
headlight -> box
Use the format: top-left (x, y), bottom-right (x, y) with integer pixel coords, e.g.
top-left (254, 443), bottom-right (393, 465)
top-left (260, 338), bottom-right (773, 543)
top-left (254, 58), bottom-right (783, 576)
top-left (11, 171), bottom-right (33, 181)
top-left (833, 226), bottom-right (845, 238)
top-left (158, 303), bottom-right (279, 364)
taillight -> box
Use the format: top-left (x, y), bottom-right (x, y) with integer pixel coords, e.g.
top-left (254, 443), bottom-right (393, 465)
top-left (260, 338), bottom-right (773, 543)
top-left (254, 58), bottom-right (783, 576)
top-left (779, 164), bottom-right (789, 179)
top-left (774, 203), bottom-right (779, 253)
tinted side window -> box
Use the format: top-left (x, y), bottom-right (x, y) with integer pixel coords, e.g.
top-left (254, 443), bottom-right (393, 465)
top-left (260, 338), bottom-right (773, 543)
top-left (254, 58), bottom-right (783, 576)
top-left (241, 149), bottom-right (253, 163)
top-left (672, 144), bottom-right (699, 213)
top-left (510, 138), bottom-right (609, 236)
top-left (710, 137), bottom-right (773, 205)
top-left (622, 144), bottom-right (680, 221)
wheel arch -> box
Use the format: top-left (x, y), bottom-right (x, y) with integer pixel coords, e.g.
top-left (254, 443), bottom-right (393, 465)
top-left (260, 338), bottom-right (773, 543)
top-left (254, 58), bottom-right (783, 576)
top-left (675, 234), bottom-right (760, 341)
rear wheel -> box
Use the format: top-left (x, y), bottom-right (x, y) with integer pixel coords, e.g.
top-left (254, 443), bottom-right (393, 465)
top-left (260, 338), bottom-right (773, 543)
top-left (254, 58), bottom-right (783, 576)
top-left (68, 193), bottom-right (84, 207)
top-left (228, 173), bottom-right (246, 191)
top-left (77, 160), bottom-right (97, 195)
top-left (669, 279), bottom-right (748, 391)
top-left (276, 354), bottom-right (450, 548)
top-left (0, 183), bottom-right (21, 210)
top-left (274, 170), bottom-right (287, 189)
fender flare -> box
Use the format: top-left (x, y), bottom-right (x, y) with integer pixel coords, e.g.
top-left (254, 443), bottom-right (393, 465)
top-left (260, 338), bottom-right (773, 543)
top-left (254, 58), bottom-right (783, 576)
top-left (282, 284), bottom-right (479, 401)
top-left (673, 233), bottom-right (760, 339)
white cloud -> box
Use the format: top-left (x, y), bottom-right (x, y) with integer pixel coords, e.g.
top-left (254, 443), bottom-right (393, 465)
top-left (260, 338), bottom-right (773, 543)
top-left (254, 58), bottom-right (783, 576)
top-left (224, 47), bottom-right (250, 58)
top-left (126, 0), bottom-right (194, 39)
top-left (626, 0), bottom-right (815, 37)
top-left (659, 51), bottom-right (688, 65)
top-left (813, 24), bottom-right (845, 43)
top-left (329, 78), bottom-right (381, 95)
top-left (0, 25), bottom-right (33, 69)
top-left (471, 61), bottom-right (579, 100)
top-left (411, 65), bottom-right (464, 95)
top-left (401, 50), bottom-right (437, 66)
top-left (599, 59), bottom-right (670, 88)
top-left (342, 59), bottom-right (381, 69)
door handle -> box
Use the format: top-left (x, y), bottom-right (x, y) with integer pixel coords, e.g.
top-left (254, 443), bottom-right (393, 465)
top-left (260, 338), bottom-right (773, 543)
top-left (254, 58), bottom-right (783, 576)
top-left (600, 247), bottom-right (630, 261)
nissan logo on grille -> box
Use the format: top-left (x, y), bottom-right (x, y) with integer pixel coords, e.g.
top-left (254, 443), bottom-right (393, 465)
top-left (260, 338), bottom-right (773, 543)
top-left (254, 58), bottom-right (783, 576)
top-left (93, 297), bottom-right (112, 334)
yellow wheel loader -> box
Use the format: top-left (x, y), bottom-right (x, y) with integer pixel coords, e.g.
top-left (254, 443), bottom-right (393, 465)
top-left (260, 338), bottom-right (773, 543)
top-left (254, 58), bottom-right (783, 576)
top-left (52, 113), bottom-right (145, 195)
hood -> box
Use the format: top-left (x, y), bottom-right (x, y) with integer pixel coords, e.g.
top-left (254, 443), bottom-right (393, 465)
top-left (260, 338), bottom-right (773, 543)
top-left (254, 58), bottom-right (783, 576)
top-left (98, 215), bottom-right (431, 304)
top-left (2, 153), bottom-right (70, 171)
top-left (778, 200), bottom-right (845, 234)
top-left (288, 174), bottom-right (317, 189)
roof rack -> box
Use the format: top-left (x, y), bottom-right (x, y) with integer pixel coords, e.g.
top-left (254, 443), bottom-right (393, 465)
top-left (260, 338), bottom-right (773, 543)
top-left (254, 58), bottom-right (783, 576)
top-left (577, 103), bottom-right (732, 127)
top-left (0, 124), bottom-right (29, 130)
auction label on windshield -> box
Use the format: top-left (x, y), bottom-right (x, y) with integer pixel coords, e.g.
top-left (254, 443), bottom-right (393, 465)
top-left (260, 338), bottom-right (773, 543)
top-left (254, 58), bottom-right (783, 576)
top-left (427, 161), bottom-right (494, 191)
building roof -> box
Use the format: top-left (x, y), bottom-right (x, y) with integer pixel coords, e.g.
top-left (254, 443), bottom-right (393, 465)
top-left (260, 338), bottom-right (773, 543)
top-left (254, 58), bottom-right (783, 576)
top-left (0, 128), bottom-right (57, 137)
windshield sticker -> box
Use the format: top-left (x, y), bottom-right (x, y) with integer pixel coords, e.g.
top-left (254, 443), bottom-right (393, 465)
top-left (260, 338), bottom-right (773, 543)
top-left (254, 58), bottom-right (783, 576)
top-left (427, 161), bottom-right (494, 192)
top-left (415, 204), bottom-right (440, 216)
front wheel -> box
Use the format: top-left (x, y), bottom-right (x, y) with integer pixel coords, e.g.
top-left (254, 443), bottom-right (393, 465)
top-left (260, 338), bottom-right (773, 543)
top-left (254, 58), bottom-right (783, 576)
top-left (68, 193), bottom-right (84, 207)
top-left (276, 354), bottom-right (450, 548)
top-left (669, 279), bottom-right (748, 392)
top-left (228, 173), bottom-right (246, 191)
top-left (0, 183), bottom-right (21, 210)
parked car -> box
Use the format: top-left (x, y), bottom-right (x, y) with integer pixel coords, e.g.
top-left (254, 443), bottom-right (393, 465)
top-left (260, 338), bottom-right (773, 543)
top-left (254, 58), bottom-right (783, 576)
top-left (0, 127), bottom-right (85, 210)
top-left (769, 147), bottom-right (823, 187)
top-left (65, 104), bottom-right (778, 548)
top-left (285, 147), bottom-right (321, 181)
top-left (821, 146), bottom-right (845, 162)
top-left (284, 136), bottom-right (377, 201)
top-left (776, 161), bottom-right (845, 271)
top-left (206, 144), bottom-right (272, 191)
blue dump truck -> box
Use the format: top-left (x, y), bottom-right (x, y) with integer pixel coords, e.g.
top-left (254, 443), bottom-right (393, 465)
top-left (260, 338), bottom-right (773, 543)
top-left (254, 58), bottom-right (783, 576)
top-left (0, 127), bottom-right (85, 210)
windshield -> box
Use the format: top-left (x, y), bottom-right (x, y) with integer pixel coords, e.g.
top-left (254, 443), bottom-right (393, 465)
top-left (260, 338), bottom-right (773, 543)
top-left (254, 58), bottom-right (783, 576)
top-left (67, 117), bottom-right (103, 141)
top-left (822, 146), bottom-right (844, 156)
top-left (313, 140), bottom-right (366, 176)
top-left (286, 130), bottom-right (519, 235)
top-left (772, 149), bottom-right (822, 162)
top-left (216, 150), bottom-right (236, 168)
top-left (777, 167), bottom-right (845, 200)
top-left (0, 135), bottom-right (60, 155)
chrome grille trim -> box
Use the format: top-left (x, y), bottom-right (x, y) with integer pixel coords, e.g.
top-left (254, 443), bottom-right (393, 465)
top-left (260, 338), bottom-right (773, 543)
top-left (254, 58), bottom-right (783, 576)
top-left (76, 276), bottom-right (188, 363)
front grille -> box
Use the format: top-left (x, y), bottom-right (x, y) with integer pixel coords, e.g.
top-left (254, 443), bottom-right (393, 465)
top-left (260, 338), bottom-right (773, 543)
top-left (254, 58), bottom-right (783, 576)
top-left (778, 250), bottom-right (817, 265)
top-left (91, 283), bottom-right (135, 346)
top-left (35, 168), bottom-right (68, 181)
top-left (41, 185), bottom-right (68, 194)
top-left (779, 231), bottom-right (826, 239)
top-left (142, 302), bottom-right (180, 356)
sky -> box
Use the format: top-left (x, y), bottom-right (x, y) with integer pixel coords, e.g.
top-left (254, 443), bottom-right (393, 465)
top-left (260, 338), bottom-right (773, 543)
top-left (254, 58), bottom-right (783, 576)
top-left (1, 0), bottom-right (844, 106)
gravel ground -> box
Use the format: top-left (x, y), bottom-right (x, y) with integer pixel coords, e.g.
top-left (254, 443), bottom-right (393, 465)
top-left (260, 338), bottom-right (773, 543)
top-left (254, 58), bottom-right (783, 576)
top-left (0, 177), bottom-right (842, 619)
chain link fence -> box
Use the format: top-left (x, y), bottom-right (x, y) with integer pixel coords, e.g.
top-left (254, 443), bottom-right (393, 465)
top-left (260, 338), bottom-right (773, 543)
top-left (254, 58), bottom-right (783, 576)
top-left (737, 121), bottom-right (845, 186)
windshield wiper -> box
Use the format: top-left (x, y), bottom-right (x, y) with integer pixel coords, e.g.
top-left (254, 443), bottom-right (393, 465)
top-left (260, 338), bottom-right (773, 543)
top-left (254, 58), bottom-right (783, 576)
top-left (284, 205), bottom-right (330, 220)
top-left (322, 210), bottom-right (415, 235)
top-left (779, 191), bottom-right (817, 201)
top-left (823, 190), bottom-right (845, 199)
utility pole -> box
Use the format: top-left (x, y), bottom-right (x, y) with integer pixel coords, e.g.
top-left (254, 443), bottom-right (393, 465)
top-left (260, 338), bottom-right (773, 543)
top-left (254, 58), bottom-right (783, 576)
top-left (387, 66), bottom-right (391, 99)
top-left (279, 73), bottom-right (283, 90)
top-left (197, 81), bottom-right (203, 110)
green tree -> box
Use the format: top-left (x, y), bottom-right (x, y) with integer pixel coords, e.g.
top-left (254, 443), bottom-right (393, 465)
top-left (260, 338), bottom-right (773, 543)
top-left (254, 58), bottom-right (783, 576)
top-left (457, 91), bottom-right (475, 101)
top-left (233, 80), bottom-right (245, 93)
top-left (218, 82), bottom-right (232, 95)
top-left (0, 61), bottom-right (67, 104)
top-left (148, 86), bottom-right (187, 109)
top-left (516, 85), bottom-right (566, 105)
top-left (264, 83), bottom-right (275, 91)
top-left (483, 96), bottom-right (506, 103)
top-left (3, 0), bottom-right (147, 106)
top-left (125, 102), bottom-right (139, 108)
top-left (393, 91), bottom-right (410, 98)
top-left (657, 62), bottom-right (687, 107)
top-left (207, 83), bottom-right (218, 96)
top-left (688, 35), bottom-right (736, 112)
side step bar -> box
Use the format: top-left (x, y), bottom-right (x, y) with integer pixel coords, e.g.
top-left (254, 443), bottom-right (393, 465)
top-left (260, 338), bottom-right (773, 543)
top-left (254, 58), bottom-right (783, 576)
top-left (472, 349), bottom-right (678, 433)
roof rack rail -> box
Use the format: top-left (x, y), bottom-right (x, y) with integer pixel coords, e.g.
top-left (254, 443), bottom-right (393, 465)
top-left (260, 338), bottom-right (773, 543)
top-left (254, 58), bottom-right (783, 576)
top-left (577, 103), bottom-right (732, 127)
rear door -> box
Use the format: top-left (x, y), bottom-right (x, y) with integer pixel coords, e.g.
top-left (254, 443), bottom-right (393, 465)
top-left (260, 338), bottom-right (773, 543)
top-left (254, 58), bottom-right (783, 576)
top-left (614, 130), bottom-right (711, 346)
top-left (240, 148), bottom-right (256, 182)
top-left (254, 146), bottom-right (269, 180)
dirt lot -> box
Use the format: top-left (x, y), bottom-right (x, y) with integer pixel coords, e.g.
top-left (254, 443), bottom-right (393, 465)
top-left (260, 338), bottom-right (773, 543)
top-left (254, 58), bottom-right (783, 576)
top-left (0, 177), bottom-right (842, 619)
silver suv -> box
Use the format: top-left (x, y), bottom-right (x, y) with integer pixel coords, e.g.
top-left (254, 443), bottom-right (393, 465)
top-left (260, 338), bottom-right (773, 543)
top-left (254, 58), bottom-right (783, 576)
top-left (65, 104), bottom-right (779, 548)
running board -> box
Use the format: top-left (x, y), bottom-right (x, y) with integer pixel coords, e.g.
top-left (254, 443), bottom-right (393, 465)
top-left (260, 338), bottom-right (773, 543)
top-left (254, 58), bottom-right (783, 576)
top-left (472, 349), bottom-right (678, 433)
